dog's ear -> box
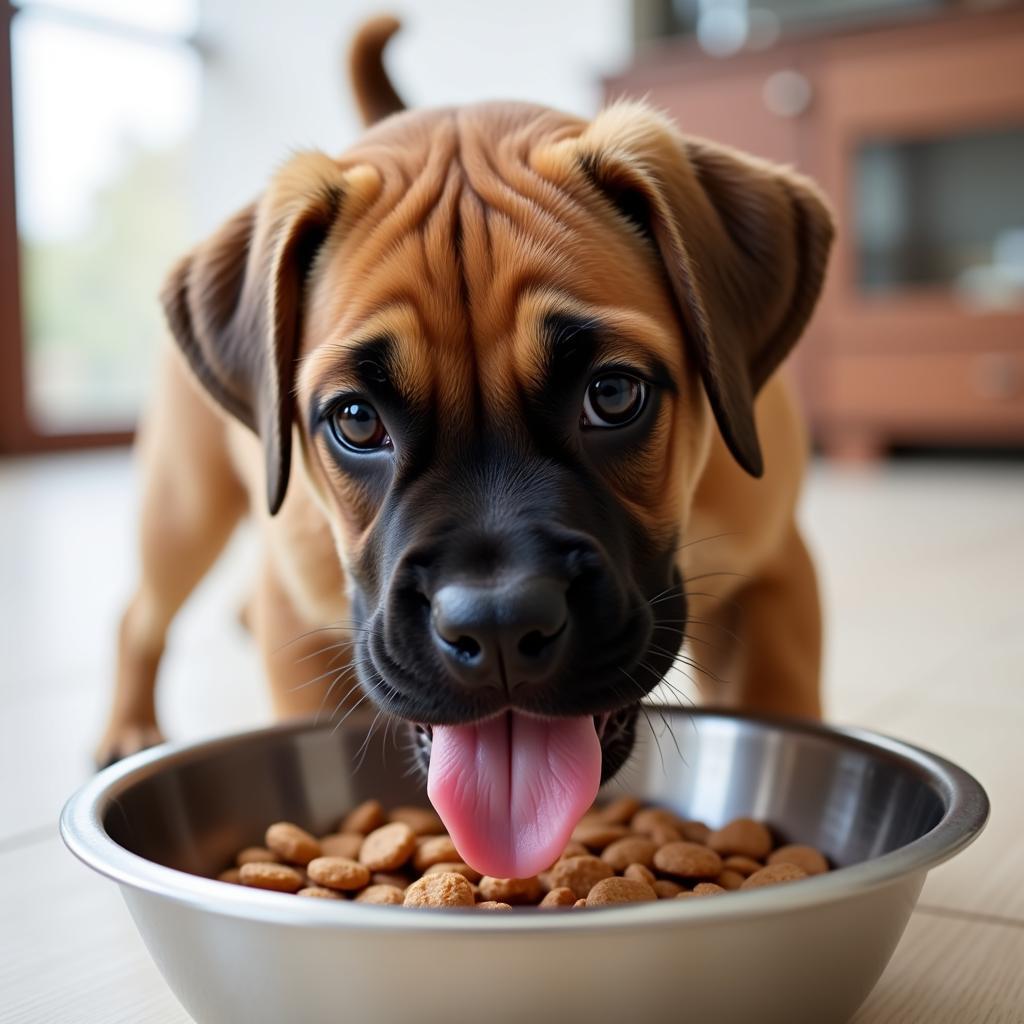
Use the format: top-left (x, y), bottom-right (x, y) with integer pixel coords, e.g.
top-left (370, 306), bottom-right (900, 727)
top-left (160, 152), bottom-right (346, 514)
top-left (572, 104), bottom-right (834, 477)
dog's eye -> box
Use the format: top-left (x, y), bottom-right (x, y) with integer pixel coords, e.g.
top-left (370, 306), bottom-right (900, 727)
top-left (329, 401), bottom-right (391, 451)
top-left (582, 374), bottom-right (648, 428)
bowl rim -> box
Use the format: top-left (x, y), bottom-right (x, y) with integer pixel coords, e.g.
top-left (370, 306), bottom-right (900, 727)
top-left (60, 706), bottom-right (989, 933)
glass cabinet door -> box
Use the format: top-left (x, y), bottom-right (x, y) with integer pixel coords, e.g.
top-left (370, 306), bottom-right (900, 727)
top-left (854, 124), bottom-right (1024, 310)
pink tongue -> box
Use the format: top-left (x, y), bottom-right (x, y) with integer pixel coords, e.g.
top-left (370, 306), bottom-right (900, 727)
top-left (427, 712), bottom-right (602, 879)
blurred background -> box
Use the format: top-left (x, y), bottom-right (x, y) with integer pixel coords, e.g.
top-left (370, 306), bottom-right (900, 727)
top-left (1, 0), bottom-right (1023, 448)
top-left (1, 3), bottom-right (1022, 1019)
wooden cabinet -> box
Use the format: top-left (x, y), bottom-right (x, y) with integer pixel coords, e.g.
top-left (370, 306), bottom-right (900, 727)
top-left (606, 6), bottom-right (1024, 457)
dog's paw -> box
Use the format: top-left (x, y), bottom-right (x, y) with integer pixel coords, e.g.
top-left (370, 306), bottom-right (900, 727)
top-left (93, 722), bottom-right (166, 770)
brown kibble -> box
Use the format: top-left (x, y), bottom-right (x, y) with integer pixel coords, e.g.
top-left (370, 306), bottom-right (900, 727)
top-left (680, 820), bottom-right (711, 844)
top-left (539, 887), bottom-right (577, 908)
top-left (631, 807), bottom-right (686, 837)
top-left (307, 856), bottom-right (371, 891)
top-left (355, 884), bottom-right (405, 905)
top-left (692, 882), bottom-right (727, 896)
top-left (219, 801), bottom-right (831, 911)
top-left (319, 833), bottom-right (364, 860)
top-left (723, 855), bottom-right (763, 876)
top-left (265, 822), bottom-right (321, 866)
top-left (412, 835), bottom-right (460, 872)
top-left (403, 871), bottom-right (475, 908)
top-left (571, 821), bottom-right (631, 850)
top-left (389, 805), bottom-right (445, 836)
top-left (624, 863), bottom-right (656, 886)
top-left (741, 863), bottom-right (809, 890)
top-left (478, 876), bottom-right (543, 906)
top-left (653, 841), bottom-right (723, 879)
top-left (585, 876), bottom-right (657, 906)
top-left (649, 823), bottom-right (684, 845)
top-left (652, 879), bottom-right (684, 899)
top-left (236, 846), bottom-right (281, 867)
top-left (424, 861), bottom-right (482, 884)
top-left (297, 886), bottom-right (343, 899)
top-left (239, 862), bottom-right (305, 893)
top-left (359, 822), bottom-right (417, 871)
top-left (596, 796), bottom-right (642, 825)
top-left (546, 855), bottom-right (615, 899)
top-left (707, 818), bottom-right (773, 861)
top-left (340, 799), bottom-right (386, 835)
top-left (767, 844), bottom-right (829, 876)
top-left (558, 841), bottom-right (589, 861)
top-left (371, 872), bottom-right (410, 889)
top-left (601, 836), bottom-right (658, 871)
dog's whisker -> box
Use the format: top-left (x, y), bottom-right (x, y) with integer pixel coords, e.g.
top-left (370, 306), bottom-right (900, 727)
top-left (615, 665), bottom-right (674, 777)
top-left (648, 639), bottom-right (731, 688)
top-left (292, 637), bottom-right (364, 666)
top-left (651, 624), bottom-right (727, 655)
top-left (273, 620), bottom-right (380, 656)
top-left (646, 581), bottom-right (683, 607)
top-left (673, 652), bottom-right (729, 686)
top-left (682, 569), bottom-right (751, 584)
top-left (352, 707), bottom-right (385, 771)
top-left (286, 649), bottom-right (363, 693)
top-left (325, 662), bottom-right (374, 723)
top-left (682, 615), bottom-right (741, 643)
top-left (353, 698), bottom-right (394, 775)
top-left (635, 656), bottom-right (698, 710)
top-left (682, 591), bottom-right (744, 614)
top-left (315, 659), bottom-right (367, 726)
top-left (672, 531), bottom-right (739, 556)
top-left (329, 689), bottom-right (373, 737)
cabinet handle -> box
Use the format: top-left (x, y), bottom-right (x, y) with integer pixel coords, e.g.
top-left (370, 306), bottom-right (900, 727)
top-left (762, 70), bottom-right (812, 118)
top-left (972, 354), bottom-right (1021, 401)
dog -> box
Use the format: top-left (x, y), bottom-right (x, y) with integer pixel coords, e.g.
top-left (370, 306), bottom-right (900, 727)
top-left (96, 16), bottom-right (831, 877)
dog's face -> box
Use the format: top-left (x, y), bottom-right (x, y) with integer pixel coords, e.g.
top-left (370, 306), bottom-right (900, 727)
top-left (291, 108), bottom-right (722, 781)
top-left (162, 100), bottom-right (831, 873)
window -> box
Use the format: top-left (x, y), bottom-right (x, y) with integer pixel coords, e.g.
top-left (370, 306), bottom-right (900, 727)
top-left (1, 0), bottom-right (199, 447)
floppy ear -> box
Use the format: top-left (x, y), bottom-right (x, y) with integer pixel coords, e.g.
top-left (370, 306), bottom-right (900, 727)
top-left (575, 103), bottom-right (834, 477)
top-left (160, 151), bottom-right (346, 513)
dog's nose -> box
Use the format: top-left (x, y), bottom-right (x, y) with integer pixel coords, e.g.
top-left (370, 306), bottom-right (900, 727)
top-left (431, 576), bottom-right (568, 689)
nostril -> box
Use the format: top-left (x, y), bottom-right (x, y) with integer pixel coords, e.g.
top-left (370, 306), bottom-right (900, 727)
top-left (518, 630), bottom-right (548, 659)
top-left (517, 620), bottom-right (566, 660)
top-left (450, 634), bottom-right (481, 661)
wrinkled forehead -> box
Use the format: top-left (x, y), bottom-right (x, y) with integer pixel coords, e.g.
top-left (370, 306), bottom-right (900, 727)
top-left (297, 106), bottom-right (685, 413)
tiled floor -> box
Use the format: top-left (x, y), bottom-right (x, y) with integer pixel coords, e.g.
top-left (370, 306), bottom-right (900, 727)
top-left (1, 449), bottom-right (1022, 1023)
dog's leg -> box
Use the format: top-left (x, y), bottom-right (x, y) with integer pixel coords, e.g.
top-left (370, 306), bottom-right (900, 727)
top-left (250, 556), bottom-right (362, 723)
top-left (732, 523), bottom-right (823, 719)
top-left (95, 349), bottom-right (247, 766)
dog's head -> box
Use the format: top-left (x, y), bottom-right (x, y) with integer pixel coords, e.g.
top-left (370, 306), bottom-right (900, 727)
top-left (161, 19), bottom-right (832, 876)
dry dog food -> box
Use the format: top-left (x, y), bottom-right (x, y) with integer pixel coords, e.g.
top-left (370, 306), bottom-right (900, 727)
top-left (214, 800), bottom-right (831, 909)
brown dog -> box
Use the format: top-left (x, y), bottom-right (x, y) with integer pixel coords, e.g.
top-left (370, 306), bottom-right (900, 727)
top-left (97, 18), bottom-right (831, 874)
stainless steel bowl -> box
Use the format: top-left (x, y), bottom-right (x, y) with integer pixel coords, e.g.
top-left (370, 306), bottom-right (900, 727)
top-left (61, 707), bottom-right (988, 1024)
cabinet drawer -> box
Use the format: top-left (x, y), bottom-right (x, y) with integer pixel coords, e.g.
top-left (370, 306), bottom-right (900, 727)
top-left (824, 350), bottom-right (1024, 438)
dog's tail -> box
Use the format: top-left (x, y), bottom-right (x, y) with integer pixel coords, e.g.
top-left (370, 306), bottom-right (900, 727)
top-left (349, 15), bottom-right (406, 126)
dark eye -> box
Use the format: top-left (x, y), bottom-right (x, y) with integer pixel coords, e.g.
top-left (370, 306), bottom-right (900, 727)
top-left (329, 401), bottom-right (390, 451)
top-left (582, 374), bottom-right (648, 428)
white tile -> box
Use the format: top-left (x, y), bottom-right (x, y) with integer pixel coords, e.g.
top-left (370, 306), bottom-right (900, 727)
top-left (0, 837), bottom-right (188, 1023)
top-left (853, 909), bottom-right (1024, 1023)
top-left (848, 625), bottom-right (1024, 921)
top-left (0, 451), bottom-right (272, 841)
